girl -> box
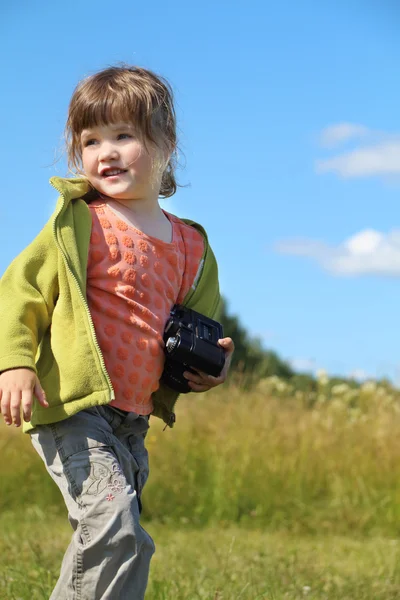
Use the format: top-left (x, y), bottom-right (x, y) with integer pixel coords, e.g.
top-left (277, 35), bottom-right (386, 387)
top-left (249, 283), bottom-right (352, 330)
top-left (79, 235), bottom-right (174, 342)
top-left (0, 65), bottom-right (234, 599)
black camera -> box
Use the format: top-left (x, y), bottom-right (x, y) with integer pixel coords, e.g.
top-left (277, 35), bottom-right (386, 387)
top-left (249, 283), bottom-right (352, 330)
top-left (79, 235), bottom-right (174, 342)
top-left (161, 305), bottom-right (225, 393)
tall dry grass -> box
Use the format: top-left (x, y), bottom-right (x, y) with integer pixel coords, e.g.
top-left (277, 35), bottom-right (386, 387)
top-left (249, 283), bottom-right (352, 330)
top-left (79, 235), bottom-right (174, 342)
top-left (2, 375), bottom-right (400, 535)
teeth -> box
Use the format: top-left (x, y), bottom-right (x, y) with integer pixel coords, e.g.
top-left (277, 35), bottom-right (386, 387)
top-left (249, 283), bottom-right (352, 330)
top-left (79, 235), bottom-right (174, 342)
top-left (104, 169), bottom-right (124, 176)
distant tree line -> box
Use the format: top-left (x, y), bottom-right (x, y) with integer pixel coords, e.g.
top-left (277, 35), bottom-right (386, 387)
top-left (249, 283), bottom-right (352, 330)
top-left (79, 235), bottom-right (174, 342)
top-left (219, 298), bottom-right (294, 386)
top-left (219, 298), bottom-right (387, 390)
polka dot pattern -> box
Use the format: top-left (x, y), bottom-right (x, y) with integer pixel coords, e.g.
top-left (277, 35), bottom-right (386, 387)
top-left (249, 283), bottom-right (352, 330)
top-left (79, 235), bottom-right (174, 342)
top-left (136, 338), bottom-right (148, 351)
top-left (113, 364), bottom-right (125, 378)
top-left (117, 347), bottom-right (129, 360)
top-left (140, 307), bottom-right (153, 321)
top-left (141, 273), bottom-right (151, 288)
top-left (107, 265), bottom-right (120, 278)
top-left (122, 235), bottom-right (134, 248)
top-left (119, 285), bottom-right (135, 299)
top-left (123, 269), bottom-right (136, 284)
top-left (145, 360), bottom-right (155, 373)
top-left (105, 307), bottom-right (118, 319)
top-left (116, 220), bottom-right (128, 231)
top-left (104, 324), bottom-right (116, 337)
top-left (109, 247), bottom-right (120, 261)
top-left (129, 372), bottom-right (139, 384)
top-left (152, 246), bottom-right (164, 259)
top-left (153, 279), bottom-right (163, 295)
top-left (105, 233), bottom-right (118, 245)
top-left (133, 355), bottom-right (143, 367)
top-left (154, 261), bottom-right (163, 275)
top-left (86, 200), bottom-right (204, 414)
top-left (138, 240), bottom-right (149, 253)
top-left (123, 388), bottom-right (134, 400)
top-left (124, 251), bottom-right (136, 265)
top-left (138, 290), bottom-right (150, 305)
top-left (121, 331), bottom-right (133, 344)
top-left (167, 253), bottom-right (178, 267)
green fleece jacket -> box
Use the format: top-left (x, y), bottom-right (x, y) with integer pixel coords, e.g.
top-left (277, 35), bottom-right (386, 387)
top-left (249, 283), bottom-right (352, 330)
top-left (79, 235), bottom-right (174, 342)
top-left (0, 177), bottom-right (221, 432)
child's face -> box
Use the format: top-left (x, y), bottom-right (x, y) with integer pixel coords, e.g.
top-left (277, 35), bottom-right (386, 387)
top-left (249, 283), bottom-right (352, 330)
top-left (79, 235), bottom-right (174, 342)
top-left (80, 122), bottom-right (163, 202)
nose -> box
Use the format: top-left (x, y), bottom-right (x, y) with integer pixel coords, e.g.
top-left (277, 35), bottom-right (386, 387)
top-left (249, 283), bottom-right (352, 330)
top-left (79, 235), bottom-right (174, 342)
top-left (98, 141), bottom-right (119, 162)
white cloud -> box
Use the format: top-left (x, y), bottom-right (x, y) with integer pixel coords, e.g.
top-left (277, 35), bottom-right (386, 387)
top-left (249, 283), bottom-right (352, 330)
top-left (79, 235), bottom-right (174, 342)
top-left (316, 123), bottom-right (400, 179)
top-left (319, 123), bottom-right (369, 147)
top-left (316, 140), bottom-right (400, 178)
top-left (275, 228), bottom-right (400, 277)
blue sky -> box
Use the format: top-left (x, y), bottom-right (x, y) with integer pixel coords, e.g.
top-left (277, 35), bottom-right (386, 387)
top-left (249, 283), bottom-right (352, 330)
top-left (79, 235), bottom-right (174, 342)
top-left (1, 0), bottom-right (400, 382)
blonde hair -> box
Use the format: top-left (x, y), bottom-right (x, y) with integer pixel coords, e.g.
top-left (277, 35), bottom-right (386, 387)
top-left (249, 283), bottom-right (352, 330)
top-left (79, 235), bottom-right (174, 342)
top-left (65, 65), bottom-right (178, 198)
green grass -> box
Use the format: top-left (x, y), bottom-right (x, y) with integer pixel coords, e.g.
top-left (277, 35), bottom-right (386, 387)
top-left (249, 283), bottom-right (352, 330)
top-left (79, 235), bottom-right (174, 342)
top-left (3, 382), bottom-right (400, 597)
top-left (4, 384), bottom-right (400, 536)
top-left (1, 512), bottom-right (400, 599)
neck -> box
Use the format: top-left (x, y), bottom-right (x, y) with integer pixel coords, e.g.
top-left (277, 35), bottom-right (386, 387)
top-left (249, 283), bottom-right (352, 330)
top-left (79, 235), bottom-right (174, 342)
top-left (98, 192), bottom-right (163, 218)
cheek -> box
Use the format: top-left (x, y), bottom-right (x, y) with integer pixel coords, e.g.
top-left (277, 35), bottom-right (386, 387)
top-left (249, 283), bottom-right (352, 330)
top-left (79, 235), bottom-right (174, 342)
top-left (126, 144), bottom-right (147, 167)
top-left (128, 148), bottom-right (155, 176)
top-left (81, 151), bottom-right (95, 174)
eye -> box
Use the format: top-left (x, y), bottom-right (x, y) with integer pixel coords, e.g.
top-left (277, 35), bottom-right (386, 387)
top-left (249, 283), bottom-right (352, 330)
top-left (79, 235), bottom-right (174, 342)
top-left (117, 133), bottom-right (133, 140)
top-left (83, 138), bottom-right (97, 147)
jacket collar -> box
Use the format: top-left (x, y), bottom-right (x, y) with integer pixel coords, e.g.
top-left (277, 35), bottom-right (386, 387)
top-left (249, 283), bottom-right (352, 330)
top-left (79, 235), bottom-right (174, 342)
top-left (49, 176), bottom-right (209, 242)
top-left (50, 176), bottom-right (92, 205)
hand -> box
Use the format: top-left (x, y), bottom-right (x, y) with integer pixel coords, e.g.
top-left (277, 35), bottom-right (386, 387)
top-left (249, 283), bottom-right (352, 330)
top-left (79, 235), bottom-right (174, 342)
top-left (183, 337), bottom-right (235, 393)
top-left (0, 368), bottom-right (49, 427)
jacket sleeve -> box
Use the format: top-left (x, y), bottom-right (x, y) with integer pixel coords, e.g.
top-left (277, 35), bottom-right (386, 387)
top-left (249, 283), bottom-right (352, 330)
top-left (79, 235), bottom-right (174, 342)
top-left (0, 220), bottom-right (59, 373)
top-left (184, 240), bottom-right (222, 321)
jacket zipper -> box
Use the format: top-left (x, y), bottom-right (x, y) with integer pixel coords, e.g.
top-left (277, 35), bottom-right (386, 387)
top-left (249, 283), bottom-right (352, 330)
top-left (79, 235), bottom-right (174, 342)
top-left (50, 181), bottom-right (115, 402)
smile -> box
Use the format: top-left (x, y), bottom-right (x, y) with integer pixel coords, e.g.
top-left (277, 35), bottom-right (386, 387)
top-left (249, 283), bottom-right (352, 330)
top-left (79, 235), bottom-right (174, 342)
top-left (101, 168), bottom-right (127, 177)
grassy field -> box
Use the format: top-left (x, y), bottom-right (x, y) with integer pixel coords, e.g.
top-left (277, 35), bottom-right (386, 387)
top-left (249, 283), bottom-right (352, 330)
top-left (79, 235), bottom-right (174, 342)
top-left (2, 514), bottom-right (400, 599)
top-left (2, 378), bottom-right (400, 598)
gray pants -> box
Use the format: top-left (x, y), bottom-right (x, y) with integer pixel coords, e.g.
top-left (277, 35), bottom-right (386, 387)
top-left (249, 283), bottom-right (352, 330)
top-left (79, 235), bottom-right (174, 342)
top-left (30, 406), bottom-right (155, 600)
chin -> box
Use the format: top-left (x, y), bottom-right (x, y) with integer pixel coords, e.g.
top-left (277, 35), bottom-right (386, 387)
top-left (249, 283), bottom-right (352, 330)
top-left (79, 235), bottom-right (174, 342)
top-left (106, 191), bottom-right (141, 202)
top-left (98, 186), bottom-right (136, 198)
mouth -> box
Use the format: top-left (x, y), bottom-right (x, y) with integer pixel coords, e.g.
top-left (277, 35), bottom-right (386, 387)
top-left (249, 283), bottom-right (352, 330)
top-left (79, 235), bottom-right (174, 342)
top-left (100, 167), bottom-right (127, 178)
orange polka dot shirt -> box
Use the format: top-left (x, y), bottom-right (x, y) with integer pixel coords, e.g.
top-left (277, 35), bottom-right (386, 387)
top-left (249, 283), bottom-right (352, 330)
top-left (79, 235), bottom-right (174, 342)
top-left (86, 199), bottom-right (205, 415)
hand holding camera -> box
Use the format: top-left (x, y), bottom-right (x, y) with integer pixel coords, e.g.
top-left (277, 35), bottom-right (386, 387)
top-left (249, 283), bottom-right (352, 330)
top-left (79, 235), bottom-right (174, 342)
top-left (161, 305), bottom-right (234, 393)
top-left (182, 336), bottom-right (234, 393)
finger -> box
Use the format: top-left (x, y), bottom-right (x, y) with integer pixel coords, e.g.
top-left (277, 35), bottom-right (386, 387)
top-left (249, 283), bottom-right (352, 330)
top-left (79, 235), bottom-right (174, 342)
top-left (183, 370), bottom-right (203, 384)
top-left (208, 376), bottom-right (225, 387)
top-left (34, 381), bottom-right (49, 408)
top-left (188, 382), bottom-right (212, 393)
top-left (222, 353), bottom-right (233, 375)
top-left (1, 391), bottom-right (11, 425)
top-left (21, 389), bottom-right (34, 423)
top-left (189, 373), bottom-right (225, 390)
top-left (184, 368), bottom-right (213, 380)
top-left (10, 391), bottom-right (22, 427)
top-left (184, 371), bottom-right (219, 387)
top-left (218, 338), bottom-right (235, 353)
